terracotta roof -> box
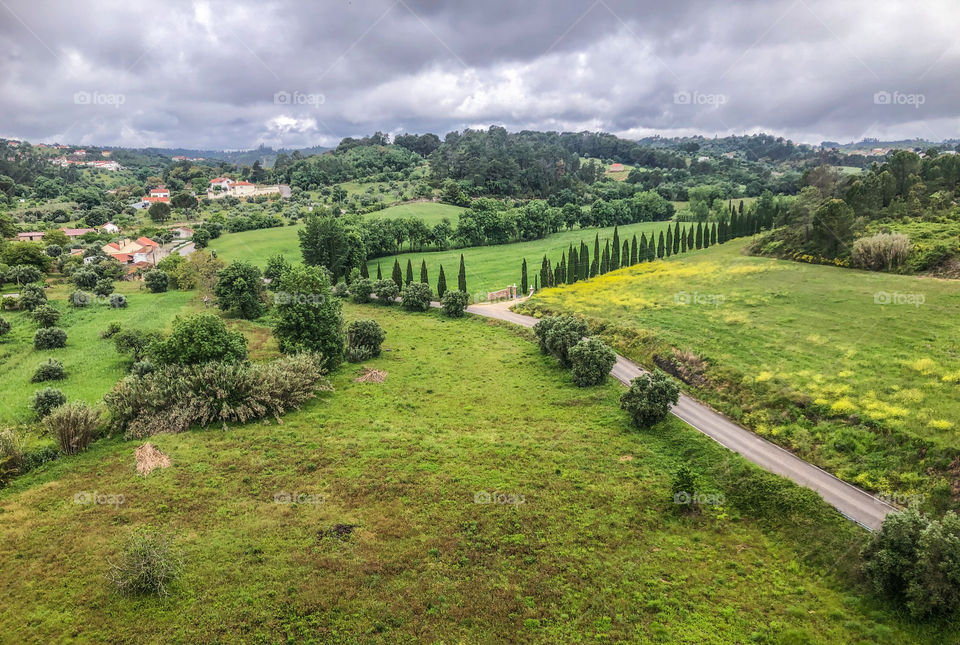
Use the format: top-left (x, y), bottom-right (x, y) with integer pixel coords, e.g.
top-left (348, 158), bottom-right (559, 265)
top-left (61, 228), bottom-right (95, 236)
top-left (142, 196), bottom-right (170, 203)
top-left (232, 180), bottom-right (254, 186)
top-left (135, 236), bottom-right (158, 247)
top-left (110, 253), bottom-right (133, 262)
top-left (105, 242), bottom-right (122, 250)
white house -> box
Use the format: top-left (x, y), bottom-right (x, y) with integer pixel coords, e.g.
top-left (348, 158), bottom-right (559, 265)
top-left (102, 222), bottom-right (120, 234)
top-left (149, 187), bottom-right (170, 198)
top-left (171, 226), bottom-right (194, 239)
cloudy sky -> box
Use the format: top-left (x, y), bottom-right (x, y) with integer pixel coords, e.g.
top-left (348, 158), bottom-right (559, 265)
top-left (1, 0), bottom-right (957, 150)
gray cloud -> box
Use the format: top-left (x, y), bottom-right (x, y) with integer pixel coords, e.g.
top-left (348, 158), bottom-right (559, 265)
top-left (0, 0), bottom-right (957, 149)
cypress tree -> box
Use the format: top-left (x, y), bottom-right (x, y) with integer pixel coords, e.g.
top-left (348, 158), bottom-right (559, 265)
top-left (546, 259), bottom-right (554, 287)
top-left (579, 241), bottom-right (589, 279)
top-left (558, 252), bottom-right (567, 284)
top-left (360, 262), bottom-right (369, 279)
top-left (377, 262), bottom-right (382, 280)
top-left (665, 227), bottom-right (673, 257)
top-left (687, 225), bottom-right (694, 249)
top-left (710, 222), bottom-right (717, 245)
top-left (702, 224), bottom-right (710, 249)
top-left (392, 259), bottom-right (403, 289)
top-left (630, 234), bottom-right (638, 265)
top-left (569, 246), bottom-right (578, 283)
top-left (601, 241), bottom-right (610, 274)
top-left (680, 225), bottom-right (688, 253)
top-left (590, 256), bottom-right (599, 277)
top-left (657, 231), bottom-right (665, 258)
top-left (622, 240), bottom-right (629, 268)
top-left (639, 233), bottom-right (648, 262)
top-left (420, 259), bottom-right (428, 284)
top-left (593, 234), bottom-right (600, 274)
top-left (738, 200), bottom-right (744, 215)
top-left (405, 259), bottom-right (414, 285)
top-left (458, 254), bottom-right (467, 292)
top-left (437, 264), bottom-right (447, 297)
top-left (611, 226), bottom-right (620, 270)
top-left (520, 258), bottom-right (528, 295)
top-left (540, 256), bottom-right (549, 289)
top-left (534, 275), bottom-right (539, 292)
top-left (673, 222), bottom-right (681, 255)
top-left (696, 222), bottom-right (703, 249)
top-left (553, 263), bottom-right (562, 287)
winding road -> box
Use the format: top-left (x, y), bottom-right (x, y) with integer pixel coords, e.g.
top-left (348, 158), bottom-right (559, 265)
top-left (461, 299), bottom-right (897, 531)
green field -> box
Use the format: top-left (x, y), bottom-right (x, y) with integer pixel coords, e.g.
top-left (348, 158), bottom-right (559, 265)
top-left (0, 282), bottom-right (195, 424)
top-left (519, 240), bottom-right (960, 503)
top-left (367, 221), bottom-right (672, 298)
top-left (0, 303), bottom-right (948, 642)
top-left (365, 201), bottom-right (464, 226)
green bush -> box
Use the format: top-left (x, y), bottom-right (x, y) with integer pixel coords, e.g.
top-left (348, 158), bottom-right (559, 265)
top-left (46, 401), bottom-right (99, 454)
top-left (32, 387), bottom-right (66, 418)
top-left (93, 278), bottom-right (114, 298)
top-left (401, 281), bottom-right (432, 311)
top-left (144, 270), bottom-right (168, 293)
top-left (32, 304), bottom-right (61, 328)
top-left (619, 370), bottom-right (680, 429)
top-left (18, 283), bottom-right (47, 311)
top-left (214, 261), bottom-right (265, 319)
top-left (440, 290), bottom-right (469, 317)
top-left (533, 315), bottom-right (588, 367)
top-left (671, 464), bottom-right (699, 512)
top-left (345, 344), bottom-right (375, 363)
top-left (110, 294), bottom-right (128, 308)
top-left (105, 354), bottom-right (331, 437)
top-left (0, 316), bottom-right (10, 338)
top-left (69, 290), bottom-right (92, 307)
top-left (347, 319), bottom-right (385, 359)
top-left (32, 358), bottom-right (66, 382)
top-left (114, 328), bottom-right (163, 362)
top-left (568, 337), bottom-right (616, 386)
top-left (100, 321), bottom-right (123, 339)
top-left (272, 266), bottom-right (343, 365)
top-left (333, 281), bottom-right (349, 298)
top-left (130, 360), bottom-right (157, 378)
top-left (34, 326), bottom-right (67, 350)
top-left (150, 314), bottom-right (247, 366)
top-left (108, 528), bottom-right (183, 597)
top-left (0, 429), bottom-right (24, 472)
top-left (72, 269), bottom-right (98, 289)
top-left (373, 279), bottom-right (399, 304)
top-left (350, 277), bottom-right (373, 304)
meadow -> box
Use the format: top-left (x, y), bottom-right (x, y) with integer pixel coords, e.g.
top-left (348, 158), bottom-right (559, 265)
top-left (0, 282), bottom-right (195, 424)
top-left (519, 240), bottom-right (960, 505)
top-left (0, 303), bottom-right (951, 643)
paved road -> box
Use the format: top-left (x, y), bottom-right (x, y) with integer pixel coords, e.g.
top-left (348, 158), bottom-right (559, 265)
top-left (462, 299), bottom-right (897, 531)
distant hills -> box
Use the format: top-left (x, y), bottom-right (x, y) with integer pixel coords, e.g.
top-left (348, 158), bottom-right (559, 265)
top-left (101, 143), bottom-right (332, 168)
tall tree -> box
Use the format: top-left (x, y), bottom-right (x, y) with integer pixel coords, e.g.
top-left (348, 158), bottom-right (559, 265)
top-left (568, 246), bottom-right (578, 283)
top-left (622, 240), bottom-right (629, 268)
top-left (437, 264), bottom-right (447, 297)
top-left (639, 233), bottom-right (648, 262)
top-left (420, 259), bottom-right (429, 284)
top-left (601, 241), bottom-right (610, 274)
top-left (458, 254), bottom-right (467, 292)
top-left (360, 262), bottom-right (369, 278)
top-left (405, 259), bottom-right (414, 285)
top-left (687, 226), bottom-right (694, 249)
top-left (695, 222), bottom-right (703, 249)
top-left (611, 226), bottom-right (620, 270)
top-left (592, 234), bottom-right (600, 276)
top-left (376, 262), bottom-right (382, 280)
top-left (657, 231), bottom-right (665, 258)
top-left (665, 227), bottom-right (673, 257)
top-left (580, 241), bottom-right (589, 280)
top-left (521, 258), bottom-right (528, 294)
top-left (710, 222), bottom-right (717, 246)
top-left (630, 234), bottom-right (638, 265)
top-left (392, 259), bottom-right (403, 289)
top-left (680, 225), bottom-right (688, 253)
top-left (673, 221), bottom-right (681, 255)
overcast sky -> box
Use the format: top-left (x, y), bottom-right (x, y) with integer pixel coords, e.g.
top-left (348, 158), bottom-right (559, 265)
top-left (1, 0), bottom-right (957, 150)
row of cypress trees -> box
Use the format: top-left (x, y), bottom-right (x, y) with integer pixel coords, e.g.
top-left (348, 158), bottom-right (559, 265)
top-left (531, 209), bottom-right (764, 290)
top-left (373, 254), bottom-right (468, 299)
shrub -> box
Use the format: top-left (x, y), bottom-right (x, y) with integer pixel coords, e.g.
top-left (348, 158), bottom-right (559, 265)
top-left (8, 264), bottom-right (42, 285)
top-left (347, 319), bottom-right (385, 359)
top-left (272, 266), bottom-right (343, 365)
top-left (619, 370), bottom-right (680, 429)
top-left (440, 290), bottom-right (469, 317)
top-left (851, 233), bottom-right (911, 271)
top-left (144, 270), bottom-right (169, 293)
top-left (150, 314), bottom-right (247, 366)
top-left (105, 354), bottom-right (331, 437)
top-left (568, 338), bottom-right (616, 386)
top-left (213, 261), bottom-right (265, 319)
top-left (0, 316), bottom-right (10, 338)
top-left (32, 304), bottom-right (61, 328)
top-left (401, 281), bottom-right (432, 311)
top-left (110, 293), bottom-right (128, 308)
top-left (909, 243), bottom-right (953, 273)
top-left (108, 528), bottom-right (183, 597)
top-left (130, 360), bottom-right (156, 378)
top-left (100, 321), bottom-right (123, 338)
top-left (350, 277), bottom-right (373, 304)
top-left (18, 283), bottom-right (47, 311)
top-left (46, 401), bottom-right (99, 454)
top-left (72, 268), bottom-right (98, 289)
top-left (333, 281), bottom-right (349, 298)
top-left (34, 326), bottom-right (67, 350)
top-left (32, 358), bottom-right (66, 382)
top-left (0, 429), bottom-right (25, 471)
top-left (114, 328), bottom-right (163, 362)
top-left (93, 278), bottom-right (114, 298)
top-left (69, 290), bottom-right (92, 307)
top-left (671, 464), bottom-right (699, 512)
top-left (533, 315), bottom-right (588, 367)
top-left (32, 387), bottom-right (66, 418)
top-left (373, 279), bottom-right (399, 304)
top-left (345, 345), bottom-right (375, 362)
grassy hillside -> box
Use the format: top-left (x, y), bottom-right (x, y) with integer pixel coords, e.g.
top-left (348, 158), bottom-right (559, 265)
top-left (0, 303), bottom-right (949, 643)
top-left (365, 201), bottom-right (464, 226)
top-left (0, 282), bottom-right (195, 424)
top-left (367, 221), bottom-right (671, 297)
top-left (519, 241), bottom-right (960, 505)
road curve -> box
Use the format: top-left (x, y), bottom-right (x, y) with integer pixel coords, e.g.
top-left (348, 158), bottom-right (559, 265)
top-left (460, 299), bottom-right (897, 531)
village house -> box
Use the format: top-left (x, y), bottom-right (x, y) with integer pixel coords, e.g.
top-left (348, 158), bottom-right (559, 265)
top-left (17, 231), bottom-right (44, 242)
top-left (206, 176), bottom-right (284, 200)
top-left (102, 236), bottom-right (162, 266)
top-left (170, 226), bottom-right (194, 238)
top-left (61, 227), bottom-right (96, 239)
top-left (149, 186), bottom-right (170, 198)
top-left (608, 163), bottom-right (624, 172)
top-left (102, 222), bottom-right (121, 234)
